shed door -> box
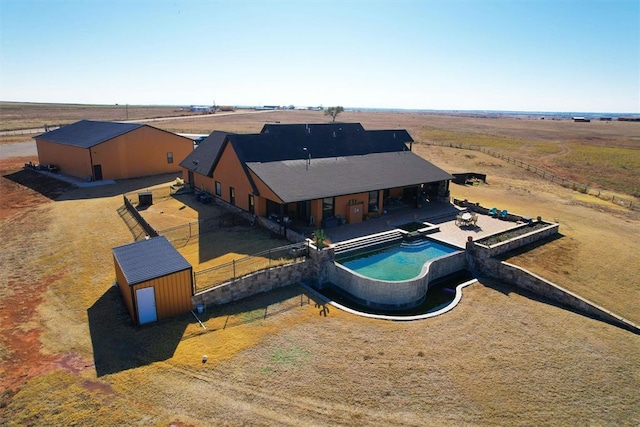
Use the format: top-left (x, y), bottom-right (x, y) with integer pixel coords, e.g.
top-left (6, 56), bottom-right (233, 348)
top-left (136, 287), bottom-right (157, 324)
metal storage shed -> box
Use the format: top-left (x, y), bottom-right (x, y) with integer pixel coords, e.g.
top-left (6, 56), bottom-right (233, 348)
top-left (113, 236), bottom-right (193, 325)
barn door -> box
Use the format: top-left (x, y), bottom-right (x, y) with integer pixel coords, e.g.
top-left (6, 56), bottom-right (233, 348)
top-left (136, 287), bottom-right (157, 324)
top-left (93, 164), bottom-right (103, 181)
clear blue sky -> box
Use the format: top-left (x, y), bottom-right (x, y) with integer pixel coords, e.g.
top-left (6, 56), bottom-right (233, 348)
top-left (1, 0), bottom-right (638, 113)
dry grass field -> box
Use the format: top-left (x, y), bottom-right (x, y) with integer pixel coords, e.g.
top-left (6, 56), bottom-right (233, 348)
top-left (0, 101), bottom-right (198, 131)
top-left (1, 106), bottom-right (639, 426)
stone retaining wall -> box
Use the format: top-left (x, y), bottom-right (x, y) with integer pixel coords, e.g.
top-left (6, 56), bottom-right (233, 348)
top-left (470, 252), bottom-right (639, 334)
top-left (473, 222), bottom-right (559, 258)
top-left (192, 261), bottom-right (311, 307)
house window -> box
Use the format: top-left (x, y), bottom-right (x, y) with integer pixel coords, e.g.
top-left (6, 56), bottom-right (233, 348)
top-left (368, 190), bottom-right (379, 212)
top-left (248, 194), bottom-right (255, 214)
top-left (167, 152), bottom-right (174, 164)
top-left (215, 181), bottom-right (222, 196)
top-left (230, 187), bottom-right (236, 205)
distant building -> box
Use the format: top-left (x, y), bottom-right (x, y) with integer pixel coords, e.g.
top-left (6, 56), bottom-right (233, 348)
top-left (572, 117), bottom-right (591, 122)
top-left (190, 105), bottom-right (212, 113)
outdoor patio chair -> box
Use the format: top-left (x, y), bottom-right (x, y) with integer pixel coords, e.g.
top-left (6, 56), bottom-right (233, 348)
top-left (488, 207), bottom-right (498, 216)
top-left (499, 209), bottom-right (508, 220)
top-left (455, 213), bottom-right (463, 226)
top-left (471, 214), bottom-right (478, 226)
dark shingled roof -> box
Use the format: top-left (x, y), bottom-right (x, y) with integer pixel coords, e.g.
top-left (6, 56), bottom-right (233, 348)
top-left (113, 236), bottom-right (191, 286)
top-left (35, 120), bottom-right (144, 148)
top-left (246, 151), bottom-right (455, 203)
top-left (179, 131), bottom-right (230, 176)
top-left (230, 123), bottom-right (413, 164)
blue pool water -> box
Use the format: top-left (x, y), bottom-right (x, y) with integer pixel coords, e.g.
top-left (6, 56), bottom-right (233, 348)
top-left (336, 239), bottom-right (458, 281)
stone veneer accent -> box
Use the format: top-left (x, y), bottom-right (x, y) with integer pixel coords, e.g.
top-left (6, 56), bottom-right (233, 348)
top-left (474, 256), bottom-right (639, 334)
top-left (192, 261), bottom-right (311, 307)
top-left (466, 226), bottom-right (639, 334)
top-left (474, 221), bottom-right (559, 258)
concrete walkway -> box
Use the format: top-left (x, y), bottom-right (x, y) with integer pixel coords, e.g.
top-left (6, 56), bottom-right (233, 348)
top-left (32, 168), bottom-right (116, 187)
top-left (325, 201), bottom-right (523, 248)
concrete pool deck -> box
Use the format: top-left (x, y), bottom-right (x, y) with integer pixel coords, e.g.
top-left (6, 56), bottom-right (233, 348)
top-left (325, 201), bottom-right (524, 248)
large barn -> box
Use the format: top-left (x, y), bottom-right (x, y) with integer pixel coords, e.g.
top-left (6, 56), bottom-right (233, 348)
top-left (34, 120), bottom-right (194, 181)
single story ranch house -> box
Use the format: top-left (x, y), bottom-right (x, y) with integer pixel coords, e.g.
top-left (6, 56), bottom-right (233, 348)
top-left (34, 120), bottom-right (194, 181)
top-left (180, 123), bottom-right (454, 227)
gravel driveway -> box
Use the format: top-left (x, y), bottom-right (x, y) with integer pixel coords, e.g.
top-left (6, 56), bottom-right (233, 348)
top-left (0, 141), bottom-right (37, 159)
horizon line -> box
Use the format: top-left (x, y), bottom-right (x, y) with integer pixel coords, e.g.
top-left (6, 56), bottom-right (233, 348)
top-left (1, 100), bottom-right (638, 116)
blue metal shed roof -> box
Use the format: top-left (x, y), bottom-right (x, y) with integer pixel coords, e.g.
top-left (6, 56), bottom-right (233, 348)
top-left (35, 120), bottom-right (144, 148)
top-left (113, 236), bottom-right (191, 286)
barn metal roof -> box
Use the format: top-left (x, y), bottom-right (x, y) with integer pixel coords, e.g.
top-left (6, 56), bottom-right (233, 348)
top-left (35, 120), bottom-right (145, 148)
top-left (113, 236), bottom-right (191, 286)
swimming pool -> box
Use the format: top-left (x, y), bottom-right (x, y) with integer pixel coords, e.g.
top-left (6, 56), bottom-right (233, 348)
top-left (336, 239), bottom-right (458, 281)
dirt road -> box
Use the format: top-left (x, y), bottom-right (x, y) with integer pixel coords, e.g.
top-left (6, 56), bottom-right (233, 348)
top-left (0, 141), bottom-right (37, 159)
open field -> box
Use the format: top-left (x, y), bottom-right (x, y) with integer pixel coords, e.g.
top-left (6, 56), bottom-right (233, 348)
top-left (0, 101), bottom-right (200, 131)
top-left (1, 107), bottom-right (639, 425)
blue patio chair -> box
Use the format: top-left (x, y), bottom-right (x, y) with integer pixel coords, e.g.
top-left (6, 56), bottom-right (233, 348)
top-left (488, 207), bottom-right (498, 216)
top-left (499, 209), bottom-right (508, 220)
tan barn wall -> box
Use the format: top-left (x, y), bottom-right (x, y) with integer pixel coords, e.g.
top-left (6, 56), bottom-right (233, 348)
top-left (92, 126), bottom-right (193, 180)
top-left (132, 269), bottom-right (193, 321)
top-left (35, 139), bottom-right (92, 180)
top-left (113, 256), bottom-right (135, 321)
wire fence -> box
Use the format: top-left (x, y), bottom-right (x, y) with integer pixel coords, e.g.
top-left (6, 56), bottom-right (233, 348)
top-left (193, 242), bottom-right (309, 293)
top-left (158, 212), bottom-right (250, 248)
top-left (0, 124), bottom-right (62, 135)
top-left (424, 141), bottom-right (637, 210)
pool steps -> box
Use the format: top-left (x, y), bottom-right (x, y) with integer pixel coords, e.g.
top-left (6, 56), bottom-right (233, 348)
top-left (333, 230), bottom-right (403, 255)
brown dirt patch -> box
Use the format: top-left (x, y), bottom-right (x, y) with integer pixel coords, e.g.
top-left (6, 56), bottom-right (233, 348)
top-left (0, 271), bottom-right (65, 393)
top-left (0, 157), bottom-right (74, 219)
